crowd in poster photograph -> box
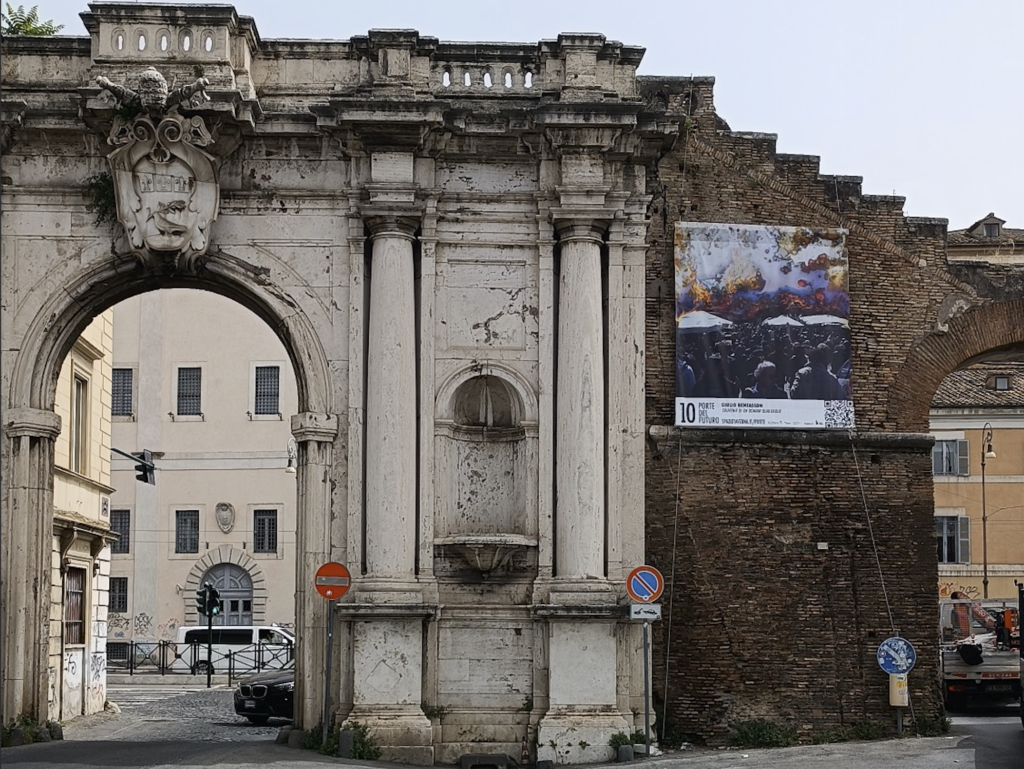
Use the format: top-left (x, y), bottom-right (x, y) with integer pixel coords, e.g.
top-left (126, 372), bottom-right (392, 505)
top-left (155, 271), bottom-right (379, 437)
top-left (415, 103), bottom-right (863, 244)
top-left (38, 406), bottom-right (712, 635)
top-left (674, 223), bottom-right (855, 429)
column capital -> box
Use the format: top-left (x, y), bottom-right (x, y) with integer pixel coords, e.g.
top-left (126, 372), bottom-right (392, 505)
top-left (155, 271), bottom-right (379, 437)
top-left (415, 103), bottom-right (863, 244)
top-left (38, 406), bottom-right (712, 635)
top-left (291, 412), bottom-right (339, 443)
top-left (362, 212), bottom-right (422, 241)
top-left (553, 217), bottom-right (608, 246)
top-left (3, 407), bottom-right (61, 439)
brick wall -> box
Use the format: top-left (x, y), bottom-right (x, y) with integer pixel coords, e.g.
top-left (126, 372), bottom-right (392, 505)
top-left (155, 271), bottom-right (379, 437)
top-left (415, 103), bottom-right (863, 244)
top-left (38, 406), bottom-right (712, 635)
top-left (638, 77), bottom-right (960, 743)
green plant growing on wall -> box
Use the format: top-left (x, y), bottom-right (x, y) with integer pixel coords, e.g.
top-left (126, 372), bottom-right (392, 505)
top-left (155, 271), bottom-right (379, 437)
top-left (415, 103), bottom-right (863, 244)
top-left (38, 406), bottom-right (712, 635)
top-left (421, 702), bottom-right (450, 721)
top-left (349, 721), bottom-right (382, 760)
top-left (81, 172), bottom-right (117, 228)
top-left (1, 4), bottom-right (62, 35)
top-left (608, 731), bottom-right (632, 748)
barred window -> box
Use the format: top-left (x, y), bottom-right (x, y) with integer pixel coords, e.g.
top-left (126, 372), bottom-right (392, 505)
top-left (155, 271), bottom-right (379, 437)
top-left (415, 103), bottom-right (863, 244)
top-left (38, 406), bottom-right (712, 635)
top-left (254, 509), bottom-right (278, 553)
top-left (175, 510), bottom-right (200, 553)
top-left (110, 576), bottom-right (128, 613)
top-left (177, 367), bottom-right (202, 415)
top-left (254, 366), bottom-right (280, 415)
top-left (111, 368), bottom-right (133, 416)
top-left (110, 509), bottom-right (131, 554)
top-left (64, 567), bottom-right (86, 645)
top-left (108, 642), bottom-right (129, 662)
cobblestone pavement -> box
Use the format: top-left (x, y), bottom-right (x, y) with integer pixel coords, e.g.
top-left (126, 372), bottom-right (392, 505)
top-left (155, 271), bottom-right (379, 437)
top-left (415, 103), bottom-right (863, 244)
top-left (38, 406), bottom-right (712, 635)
top-left (64, 686), bottom-right (289, 743)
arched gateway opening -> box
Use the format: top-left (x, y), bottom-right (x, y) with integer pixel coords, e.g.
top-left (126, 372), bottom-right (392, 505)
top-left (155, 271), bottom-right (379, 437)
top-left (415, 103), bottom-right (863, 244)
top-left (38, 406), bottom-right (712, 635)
top-left (1, 252), bottom-right (337, 727)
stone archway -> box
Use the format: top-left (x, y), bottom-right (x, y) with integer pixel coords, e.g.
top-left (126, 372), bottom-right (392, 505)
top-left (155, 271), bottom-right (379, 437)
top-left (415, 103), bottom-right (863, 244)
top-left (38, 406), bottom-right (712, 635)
top-left (1, 251), bottom-right (338, 725)
top-left (887, 298), bottom-right (1024, 432)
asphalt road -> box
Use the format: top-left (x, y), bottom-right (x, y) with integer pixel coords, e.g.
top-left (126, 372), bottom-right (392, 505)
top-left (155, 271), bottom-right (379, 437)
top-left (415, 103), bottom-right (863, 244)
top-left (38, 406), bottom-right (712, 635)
top-left (949, 703), bottom-right (1024, 769)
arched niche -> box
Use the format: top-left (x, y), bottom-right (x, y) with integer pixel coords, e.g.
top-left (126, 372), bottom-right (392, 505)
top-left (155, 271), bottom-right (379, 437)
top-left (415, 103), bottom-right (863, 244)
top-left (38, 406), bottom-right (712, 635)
top-left (433, 366), bottom-right (539, 575)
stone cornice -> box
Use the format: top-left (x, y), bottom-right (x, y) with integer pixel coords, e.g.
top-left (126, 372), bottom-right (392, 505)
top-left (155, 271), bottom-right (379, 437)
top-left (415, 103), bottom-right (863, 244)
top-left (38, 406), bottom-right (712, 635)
top-left (3, 407), bottom-right (61, 440)
top-left (291, 412), bottom-right (339, 443)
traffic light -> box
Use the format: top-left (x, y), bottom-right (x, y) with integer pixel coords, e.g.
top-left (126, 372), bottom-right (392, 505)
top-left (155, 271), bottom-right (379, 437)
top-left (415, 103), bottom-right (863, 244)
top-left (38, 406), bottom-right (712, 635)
top-left (208, 586), bottom-right (223, 616)
top-left (134, 449), bottom-right (155, 485)
top-left (196, 585), bottom-right (209, 616)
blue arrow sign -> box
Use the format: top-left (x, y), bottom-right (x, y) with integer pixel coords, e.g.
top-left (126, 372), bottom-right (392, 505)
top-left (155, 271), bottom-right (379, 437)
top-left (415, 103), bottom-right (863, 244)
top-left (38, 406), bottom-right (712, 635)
top-left (876, 636), bottom-right (916, 675)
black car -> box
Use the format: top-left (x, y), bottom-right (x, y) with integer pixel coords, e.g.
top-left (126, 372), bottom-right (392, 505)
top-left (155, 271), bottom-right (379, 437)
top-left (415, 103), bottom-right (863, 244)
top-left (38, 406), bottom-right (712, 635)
top-left (233, 658), bottom-right (294, 724)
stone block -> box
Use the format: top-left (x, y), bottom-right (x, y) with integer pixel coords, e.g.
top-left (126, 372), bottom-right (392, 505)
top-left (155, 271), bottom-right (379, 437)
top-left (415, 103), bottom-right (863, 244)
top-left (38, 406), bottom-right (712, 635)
top-left (286, 728), bottom-right (305, 748)
top-left (275, 725), bottom-right (292, 744)
top-left (337, 728), bottom-right (354, 758)
top-left (616, 745), bottom-right (633, 762)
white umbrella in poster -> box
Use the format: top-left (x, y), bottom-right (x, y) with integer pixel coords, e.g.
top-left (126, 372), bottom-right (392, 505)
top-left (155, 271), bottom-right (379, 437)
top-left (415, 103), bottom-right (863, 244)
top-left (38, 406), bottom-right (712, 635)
top-left (677, 310), bottom-right (733, 331)
top-left (761, 315), bottom-right (805, 327)
top-left (801, 314), bottom-right (848, 327)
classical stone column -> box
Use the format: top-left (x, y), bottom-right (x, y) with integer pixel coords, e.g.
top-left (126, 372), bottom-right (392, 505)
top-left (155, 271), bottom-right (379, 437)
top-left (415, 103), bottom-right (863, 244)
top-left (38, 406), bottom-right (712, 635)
top-left (364, 215), bottom-right (419, 585)
top-left (290, 412), bottom-right (338, 730)
top-left (555, 220), bottom-right (606, 580)
top-left (1, 408), bottom-right (61, 721)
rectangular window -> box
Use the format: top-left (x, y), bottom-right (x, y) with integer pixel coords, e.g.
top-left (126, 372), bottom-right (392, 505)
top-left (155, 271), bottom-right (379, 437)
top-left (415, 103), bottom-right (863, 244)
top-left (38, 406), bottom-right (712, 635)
top-left (111, 368), bottom-right (133, 416)
top-left (110, 576), bottom-right (128, 613)
top-left (254, 509), bottom-right (278, 553)
top-left (110, 509), bottom-right (131, 554)
top-left (936, 515), bottom-right (970, 564)
top-left (71, 375), bottom-right (88, 474)
top-left (983, 222), bottom-right (1000, 238)
top-left (254, 366), bottom-right (280, 415)
top-left (175, 510), bottom-right (200, 553)
top-left (932, 439), bottom-right (969, 476)
top-left (64, 567), bottom-right (86, 645)
top-left (994, 376), bottom-right (1010, 391)
top-left (176, 367), bottom-right (202, 415)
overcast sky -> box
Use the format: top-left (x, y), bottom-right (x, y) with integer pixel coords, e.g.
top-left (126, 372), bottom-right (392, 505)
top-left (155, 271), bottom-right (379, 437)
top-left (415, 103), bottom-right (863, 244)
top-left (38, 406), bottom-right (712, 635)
top-left (35, 0), bottom-right (1022, 229)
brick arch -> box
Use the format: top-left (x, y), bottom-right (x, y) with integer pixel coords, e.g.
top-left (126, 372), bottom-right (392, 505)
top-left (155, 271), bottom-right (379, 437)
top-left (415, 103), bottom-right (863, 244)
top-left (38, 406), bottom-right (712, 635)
top-left (887, 298), bottom-right (1024, 432)
top-left (182, 546), bottom-right (267, 627)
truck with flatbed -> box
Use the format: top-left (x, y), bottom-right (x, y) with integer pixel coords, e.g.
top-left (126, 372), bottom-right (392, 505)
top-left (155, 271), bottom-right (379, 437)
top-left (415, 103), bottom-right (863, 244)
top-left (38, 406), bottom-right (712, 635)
top-left (938, 596), bottom-right (1020, 713)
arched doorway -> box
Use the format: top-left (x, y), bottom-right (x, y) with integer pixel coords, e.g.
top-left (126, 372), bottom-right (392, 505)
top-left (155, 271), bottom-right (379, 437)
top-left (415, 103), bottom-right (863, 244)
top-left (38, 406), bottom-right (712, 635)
top-left (201, 563), bottom-right (254, 626)
top-left (1, 253), bottom-right (338, 726)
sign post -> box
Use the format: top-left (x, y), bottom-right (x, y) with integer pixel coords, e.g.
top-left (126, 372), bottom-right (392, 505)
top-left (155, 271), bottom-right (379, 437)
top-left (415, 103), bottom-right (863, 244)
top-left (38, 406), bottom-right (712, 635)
top-left (315, 562), bottom-right (351, 745)
top-left (876, 636), bottom-right (916, 737)
top-left (627, 566), bottom-right (664, 757)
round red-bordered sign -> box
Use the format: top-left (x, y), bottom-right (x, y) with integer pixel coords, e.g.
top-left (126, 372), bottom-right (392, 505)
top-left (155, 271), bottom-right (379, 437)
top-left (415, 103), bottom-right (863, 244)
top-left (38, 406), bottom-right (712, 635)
top-left (314, 562), bottom-right (351, 599)
top-left (626, 565), bottom-right (664, 603)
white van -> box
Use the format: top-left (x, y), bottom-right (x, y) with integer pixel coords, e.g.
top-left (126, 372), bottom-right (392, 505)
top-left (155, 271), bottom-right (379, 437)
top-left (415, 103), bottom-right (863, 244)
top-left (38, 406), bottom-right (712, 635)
top-left (173, 625), bottom-right (295, 675)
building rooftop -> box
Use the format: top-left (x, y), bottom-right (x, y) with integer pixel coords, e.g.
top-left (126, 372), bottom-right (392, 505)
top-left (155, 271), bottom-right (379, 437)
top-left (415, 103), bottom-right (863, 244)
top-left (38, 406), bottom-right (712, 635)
top-left (932, 362), bottom-right (1024, 409)
top-left (948, 213), bottom-right (1024, 248)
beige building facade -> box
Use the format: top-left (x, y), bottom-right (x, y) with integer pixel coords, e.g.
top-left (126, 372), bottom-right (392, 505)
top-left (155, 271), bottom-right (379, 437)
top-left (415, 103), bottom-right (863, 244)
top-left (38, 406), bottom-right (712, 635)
top-left (107, 290), bottom-right (298, 654)
top-left (51, 311), bottom-right (116, 721)
top-left (932, 362), bottom-right (1024, 599)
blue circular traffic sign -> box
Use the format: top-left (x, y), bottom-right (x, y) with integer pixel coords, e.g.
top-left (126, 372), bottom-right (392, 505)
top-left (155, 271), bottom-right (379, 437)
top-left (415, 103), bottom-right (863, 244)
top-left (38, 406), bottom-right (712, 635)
top-left (876, 636), bottom-right (916, 674)
top-left (627, 566), bottom-right (664, 603)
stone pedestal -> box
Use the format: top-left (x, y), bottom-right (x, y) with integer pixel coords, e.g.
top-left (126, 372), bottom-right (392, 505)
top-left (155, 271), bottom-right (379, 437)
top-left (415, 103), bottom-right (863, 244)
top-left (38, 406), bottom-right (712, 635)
top-left (341, 604), bottom-right (435, 765)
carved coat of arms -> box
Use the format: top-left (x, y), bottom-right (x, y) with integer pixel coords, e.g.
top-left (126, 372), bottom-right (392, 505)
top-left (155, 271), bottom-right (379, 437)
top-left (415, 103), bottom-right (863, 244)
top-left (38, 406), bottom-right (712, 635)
top-left (215, 502), bottom-right (235, 534)
top-left (96, 67), bottom-right (219, 272)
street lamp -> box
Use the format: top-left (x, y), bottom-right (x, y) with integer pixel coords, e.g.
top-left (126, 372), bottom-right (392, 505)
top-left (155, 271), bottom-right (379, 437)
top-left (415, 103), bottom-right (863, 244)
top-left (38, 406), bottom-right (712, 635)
top-left (980, 423), bottom-right (996, 599)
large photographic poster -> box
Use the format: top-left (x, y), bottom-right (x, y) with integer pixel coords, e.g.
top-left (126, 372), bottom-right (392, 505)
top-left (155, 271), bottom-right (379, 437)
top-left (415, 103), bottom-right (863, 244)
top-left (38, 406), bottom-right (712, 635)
top-left (674, 223), bottom-right (854, 429)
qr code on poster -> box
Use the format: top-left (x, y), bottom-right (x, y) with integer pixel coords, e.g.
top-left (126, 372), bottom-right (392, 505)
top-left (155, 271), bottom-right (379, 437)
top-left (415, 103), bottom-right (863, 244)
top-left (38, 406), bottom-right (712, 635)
top-left (824, 400), bottom-right (854, 429)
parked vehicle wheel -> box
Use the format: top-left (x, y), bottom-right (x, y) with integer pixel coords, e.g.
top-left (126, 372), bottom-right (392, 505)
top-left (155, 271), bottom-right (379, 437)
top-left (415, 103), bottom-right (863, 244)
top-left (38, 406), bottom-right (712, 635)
top-left (193, 660), bottom-right (212, 676)
top-left (246, 715), bottom-right (269, 725)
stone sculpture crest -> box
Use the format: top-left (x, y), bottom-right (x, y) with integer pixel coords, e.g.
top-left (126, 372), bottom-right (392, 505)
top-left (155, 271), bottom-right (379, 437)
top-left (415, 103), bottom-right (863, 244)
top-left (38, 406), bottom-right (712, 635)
top-left (215, 502), bottom-right (235, 534)
top-left (95, 67), bottom-right (219, 272)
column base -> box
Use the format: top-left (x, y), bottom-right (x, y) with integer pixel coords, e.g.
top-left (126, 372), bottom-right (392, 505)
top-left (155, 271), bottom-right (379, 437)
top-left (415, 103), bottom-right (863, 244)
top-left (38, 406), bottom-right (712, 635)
top-left (537, 708), bottom-right (628, 765)
top-left (344, 705), bottom-right (434, 766)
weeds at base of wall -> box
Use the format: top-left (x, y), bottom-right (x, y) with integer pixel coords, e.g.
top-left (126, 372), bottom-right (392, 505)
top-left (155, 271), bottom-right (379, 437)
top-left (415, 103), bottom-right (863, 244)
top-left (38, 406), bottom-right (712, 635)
top-left (0, 714), bottom-right (64, 746)
top-left (910, 714), bottom-right (951, 737)
top-left (812, 728), bottom-right (851, 744)
top-left (851, 720), bottom-right (889, 741)
top-left (304, 721), bottom-right (382, 760)
top-left (728, 720), bottom-right (796, 748)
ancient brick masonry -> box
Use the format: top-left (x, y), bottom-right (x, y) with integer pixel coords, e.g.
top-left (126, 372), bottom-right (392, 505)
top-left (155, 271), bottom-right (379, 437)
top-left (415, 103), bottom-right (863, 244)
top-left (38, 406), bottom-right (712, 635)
top-left (635, 75), bottom-right (1016, 742)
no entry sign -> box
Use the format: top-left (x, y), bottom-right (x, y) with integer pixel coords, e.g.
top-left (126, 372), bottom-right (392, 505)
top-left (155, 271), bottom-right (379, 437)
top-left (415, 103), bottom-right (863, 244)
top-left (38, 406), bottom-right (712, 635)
top-left (314, 562), bottom-right (351, 599)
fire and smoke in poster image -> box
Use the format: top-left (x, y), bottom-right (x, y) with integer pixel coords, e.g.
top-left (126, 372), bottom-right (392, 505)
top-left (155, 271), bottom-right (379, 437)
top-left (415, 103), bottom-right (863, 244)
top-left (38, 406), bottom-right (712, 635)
top-left (674, 223), bottom-right (855, 430)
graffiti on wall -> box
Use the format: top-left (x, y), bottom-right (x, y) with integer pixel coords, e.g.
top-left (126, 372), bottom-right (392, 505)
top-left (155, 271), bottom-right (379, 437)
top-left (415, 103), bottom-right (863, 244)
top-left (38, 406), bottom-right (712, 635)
top-left (939, 582), bottom-right (981, 599)
top-left (108, 612), bottom-right (130, 638)
top-left (157, 617), bottom-right (180, 640)
top-left (133, 611), bottom-right (153, 636)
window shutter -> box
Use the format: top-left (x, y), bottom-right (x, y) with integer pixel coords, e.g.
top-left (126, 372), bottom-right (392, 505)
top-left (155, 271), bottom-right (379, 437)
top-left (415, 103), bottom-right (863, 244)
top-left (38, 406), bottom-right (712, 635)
top-left (958, 516), bottom-right (970, 564)
top-left (931, 443), bottom-right (943, 475)
top-left (957, 440), bottom-right (970, 476)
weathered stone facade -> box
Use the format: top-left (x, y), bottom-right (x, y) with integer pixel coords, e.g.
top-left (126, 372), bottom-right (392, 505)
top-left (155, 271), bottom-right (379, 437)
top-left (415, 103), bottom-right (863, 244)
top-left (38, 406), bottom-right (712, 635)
top-left (3, 2), bottom-right (1022, 758)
